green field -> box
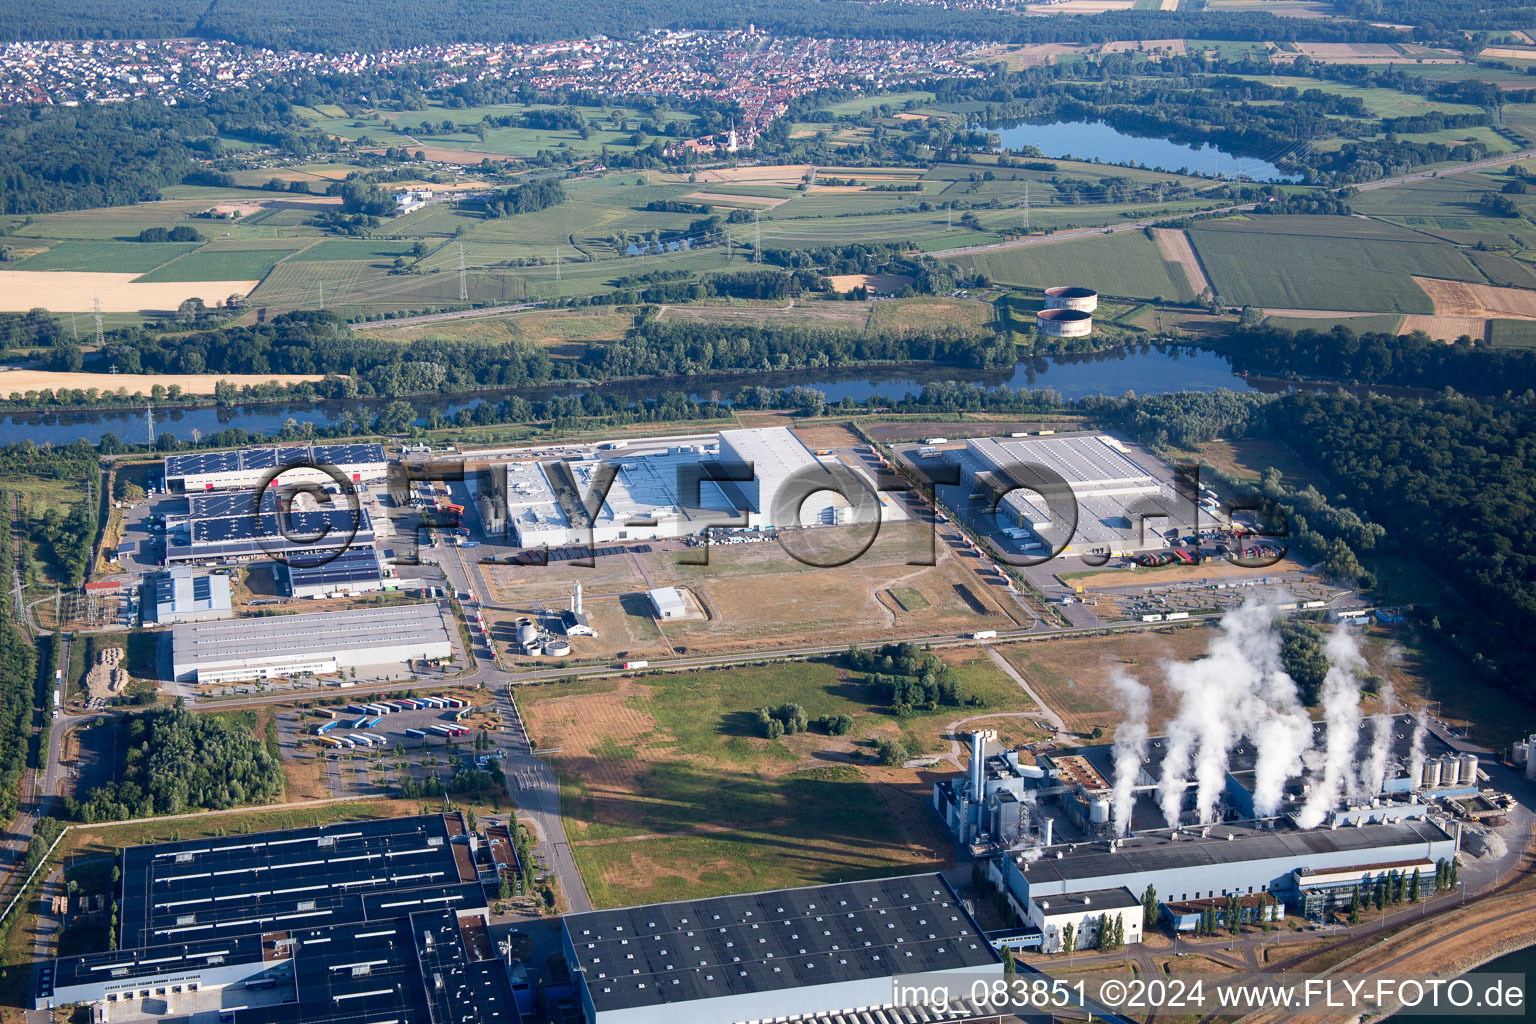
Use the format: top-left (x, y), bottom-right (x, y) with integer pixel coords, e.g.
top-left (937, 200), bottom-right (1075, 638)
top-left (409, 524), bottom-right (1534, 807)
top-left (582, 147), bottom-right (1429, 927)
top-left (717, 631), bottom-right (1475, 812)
top-left (1264, 314), bottom-right (1405, 335)
top-left (15, 240), bottom-right (199, 273)
top-left (1489, 319), bottom-right (1536, 348)
top-left (135, 246), bottom-right (305, 282)
top-left (1188, 216), bottom-right (1485, 312)
top-left (942, 230), bottom-right (1196, 302)
top-left (283, 239), bottom-right (422, 262)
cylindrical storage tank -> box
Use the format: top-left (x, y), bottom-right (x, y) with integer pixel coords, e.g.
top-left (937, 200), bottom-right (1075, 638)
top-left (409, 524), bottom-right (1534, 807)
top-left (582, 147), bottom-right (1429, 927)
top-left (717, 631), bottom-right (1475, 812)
top-left (516, 620), bottom-right (538, 644)
top-left (1526, 753), bottom-right (1536, 782)
top-left (1459, 753), bottom-right (1479, 786)
top-left (1422, 758), bottom-right (1442, 788)
top-left (1036, 308), bottom-right (1093, 338)
top-left (544, 639), bottom-right (571, 656)
top-left (1440, 755), bottom-right (1461, 786)
top-left (525, 642), bottom-right (543, 657)
top-left (1089, 796), bottom-right (1110, 824)
top-left (1043, 285), bottom-right (1099, 312)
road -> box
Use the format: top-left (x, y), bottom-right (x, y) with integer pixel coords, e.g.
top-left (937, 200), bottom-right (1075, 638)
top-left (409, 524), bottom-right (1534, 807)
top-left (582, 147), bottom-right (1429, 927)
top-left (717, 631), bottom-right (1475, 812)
top-left (927, 149), bottom-right (1536, 259)
top-left (348, 302), bottom-right (543, 331)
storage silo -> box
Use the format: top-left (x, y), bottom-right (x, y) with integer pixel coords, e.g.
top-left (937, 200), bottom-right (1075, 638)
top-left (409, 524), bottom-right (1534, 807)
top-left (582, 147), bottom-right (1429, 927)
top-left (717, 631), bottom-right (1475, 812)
top-left (1044, 286), bottom-right (1099, 312)
top-left (1439, 754), bottom-right (1461, 787)
top-left (1036, 308), bottom-right (1093, 337)
top-left (1458, 753), bottom-right (1479, 786)
top-left (1421, 758), bottom-right (1442, 788)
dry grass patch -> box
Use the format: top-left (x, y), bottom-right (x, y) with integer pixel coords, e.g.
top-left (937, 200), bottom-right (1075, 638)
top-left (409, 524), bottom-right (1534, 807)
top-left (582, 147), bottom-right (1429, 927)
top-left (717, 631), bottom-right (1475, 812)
top-left (1398, 313), bottom-right (1489, 341)
top-left (997, 628), bottom-right (1217, 736)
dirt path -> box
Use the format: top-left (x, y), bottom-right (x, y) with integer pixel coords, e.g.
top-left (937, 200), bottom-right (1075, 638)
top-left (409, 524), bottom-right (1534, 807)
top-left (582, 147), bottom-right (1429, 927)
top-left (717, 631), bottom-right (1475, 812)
top-left (1152, 228), bottom-right (1213, 298)
top-left (984, 646), bottom-right (1068, 738)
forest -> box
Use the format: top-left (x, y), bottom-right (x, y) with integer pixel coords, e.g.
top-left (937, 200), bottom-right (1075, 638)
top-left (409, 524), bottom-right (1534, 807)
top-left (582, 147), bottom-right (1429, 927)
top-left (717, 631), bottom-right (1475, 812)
top-left (63, 704), bottom-right (285, 821)
top-left (0, 500), bottom-right (36, 825)
top-left (0, 2), bottom-right (1405, 53)
top-left (1265, 390), bottom-right (1536, 699)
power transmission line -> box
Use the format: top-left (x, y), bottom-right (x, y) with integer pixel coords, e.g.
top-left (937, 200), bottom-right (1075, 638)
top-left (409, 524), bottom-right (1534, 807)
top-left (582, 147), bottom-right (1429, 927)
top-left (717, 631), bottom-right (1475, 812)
top-left (458, 243), bottom-right (468, 302)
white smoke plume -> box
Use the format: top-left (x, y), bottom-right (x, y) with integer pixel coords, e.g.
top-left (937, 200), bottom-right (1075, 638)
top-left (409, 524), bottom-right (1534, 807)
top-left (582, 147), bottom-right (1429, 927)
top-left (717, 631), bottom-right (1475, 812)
top-left (1109, 670), bottom-right (1150, 836)
top-left (1294, 629), bottom-right (1366, 828)
top-left (1155, 600), bottom-right (1313, 828)
top-left (1408, 712), bottom-right (1428, 789)
top-left (1358, 678), bottom-right (1397, 799)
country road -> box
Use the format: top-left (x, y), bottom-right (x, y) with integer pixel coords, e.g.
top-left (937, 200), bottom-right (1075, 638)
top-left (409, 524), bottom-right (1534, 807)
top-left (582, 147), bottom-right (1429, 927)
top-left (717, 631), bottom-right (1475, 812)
top-left (348, 301), bottom-right (543, 331)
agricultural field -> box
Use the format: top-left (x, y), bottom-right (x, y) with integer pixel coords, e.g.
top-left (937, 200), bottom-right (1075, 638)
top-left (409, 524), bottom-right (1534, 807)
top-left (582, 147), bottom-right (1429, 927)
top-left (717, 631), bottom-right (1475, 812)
top-left (1187, 216), bottom-right (1486, 313)
top-left (14, 240), bottom-right (200, 274)
top-left (943, 230), bottom-right (1197, 302)
top-left (520, 650), bottom-right (1036, 907)
top-left (135, 244), bottom-right (307, 283)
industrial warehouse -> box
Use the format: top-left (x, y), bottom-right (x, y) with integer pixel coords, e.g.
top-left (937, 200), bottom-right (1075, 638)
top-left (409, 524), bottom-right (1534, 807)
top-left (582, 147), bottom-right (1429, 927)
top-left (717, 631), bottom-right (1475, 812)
top-left (493, 427), bottom-right (877, 548)
top-left (163, 487), bottom-right (375, 566)
top-left (170, 602), bottom-right (452, 683)
top-left (562, 875), bottom-right (999, 1024)
top-left (39, 817), bottom-right (1006, 1024)
top-left (38, 814), bottom-right (516, 1023)
top-left (163, 443), bottom-right (388, 492)
top-left (927, 432), bottom-right (1187, 557)
top-left (933, 712), bottom-right (1479, 950)
top-left (278, 546), bottom-right (390, 599)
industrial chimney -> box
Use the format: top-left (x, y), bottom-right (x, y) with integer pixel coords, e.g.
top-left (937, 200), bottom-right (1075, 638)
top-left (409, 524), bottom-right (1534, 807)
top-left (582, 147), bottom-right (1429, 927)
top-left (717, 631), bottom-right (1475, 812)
top-left (970, 732), bottom-right (986, 803)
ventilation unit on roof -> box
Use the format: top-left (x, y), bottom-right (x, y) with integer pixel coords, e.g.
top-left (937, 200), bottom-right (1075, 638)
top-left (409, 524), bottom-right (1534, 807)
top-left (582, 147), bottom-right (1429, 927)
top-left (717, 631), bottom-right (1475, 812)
top-left (317, 836), bottom-right (335, 848)
top-left (175, 852), bottom-right (194, 863)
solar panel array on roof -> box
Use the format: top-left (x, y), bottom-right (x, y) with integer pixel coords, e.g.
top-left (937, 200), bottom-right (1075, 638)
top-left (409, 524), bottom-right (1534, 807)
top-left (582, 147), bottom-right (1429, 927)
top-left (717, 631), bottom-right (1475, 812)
top-left (280, 547), bottom-right (385, 594)
top-left (118, 814), bottom-right (462, 947)
top-left (564, 874), bottom-right (997, 1014)
top-left (164, 444), bottom-right (387, 490)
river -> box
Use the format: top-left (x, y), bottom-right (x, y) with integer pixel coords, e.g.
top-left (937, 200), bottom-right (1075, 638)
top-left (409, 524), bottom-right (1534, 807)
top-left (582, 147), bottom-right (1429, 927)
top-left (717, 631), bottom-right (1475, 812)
top-left (0, 345), bottom-right (1253, 447)
top-left (995, 119), bottom-right (1300, 183)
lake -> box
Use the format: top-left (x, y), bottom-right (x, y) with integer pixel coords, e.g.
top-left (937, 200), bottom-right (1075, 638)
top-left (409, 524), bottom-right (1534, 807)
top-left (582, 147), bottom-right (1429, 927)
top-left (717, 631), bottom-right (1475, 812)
top-left (0, 345), bottom-right (1254, 448)
top-left (995, 119), bottom-right (1300, 183)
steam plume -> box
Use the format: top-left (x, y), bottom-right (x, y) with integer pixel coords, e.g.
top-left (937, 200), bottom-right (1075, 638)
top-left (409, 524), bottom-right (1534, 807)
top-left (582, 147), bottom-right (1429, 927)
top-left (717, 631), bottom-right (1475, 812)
top-left (1109, 670), bottom-right (1150, 836)
top-left (1294, 629), bottom-right (1366, 828)
top-left (1408, 712), bottom-right (1428, 789)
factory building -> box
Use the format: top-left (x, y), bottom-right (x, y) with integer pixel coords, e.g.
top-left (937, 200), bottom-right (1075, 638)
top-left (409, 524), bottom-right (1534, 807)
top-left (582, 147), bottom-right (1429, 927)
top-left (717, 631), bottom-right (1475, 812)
top-left (164, 488), bottom-right (375, 566)
top-left (562, 874), bottom-right (1000, 1024)
top-left (145, 566), bottom-right (232, 624)
top-left (647, 586), bottom-right (688, 619)
top-left (171, 603), bottom-right (451, 683)
top-left (164, 443), bottom-right (387, 492)
top-left (1028, 887), bottom-right (1142, 953)
top-left (502, 428), bottom-right (838, 548)
top-left (996, 818), bottom-right (1455, 922)
top-left (944, 433), bottom-right (1186, 557)
top-left (278, 546), bottom-right (389, 599)
top-left (37, 814), bottom-right (516, 1024)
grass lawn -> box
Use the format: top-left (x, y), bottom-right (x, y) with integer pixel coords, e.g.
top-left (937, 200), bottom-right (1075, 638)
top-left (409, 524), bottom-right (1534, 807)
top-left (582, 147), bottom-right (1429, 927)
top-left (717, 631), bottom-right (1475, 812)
top-left (1490, 318), bottom-right (1536, 347)
top-left (942, 231), bottom-right (1196, 302)
top-left (282, 239), bottom-right (422, 263)
top-left (15, 240), bottom-right (199, 274)
top-left (567, 764), bottom-right (949, 908)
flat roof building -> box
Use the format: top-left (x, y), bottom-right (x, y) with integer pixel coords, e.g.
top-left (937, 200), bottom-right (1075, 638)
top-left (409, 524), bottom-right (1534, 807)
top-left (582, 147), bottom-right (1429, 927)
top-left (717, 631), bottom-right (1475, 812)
top-left (562, 874), bottom-right (999, 1024)
top-left (164, 443), bottom-right (387, 492)
top-left (164, 487), bottom-right (376, 566)
top-left (40, 814), bottom-right (516, 1024)
top-left (170, 603), bottom-right (451, 683)
top-left (502, 428), bottom-right (842, 548)
top-left (647, 587), bottom-right (688, 619)
top-left (945, 433), bottom-right (1186, 556)
top-left (146, 566), bottom-right (232, 624)
top-left (278, 546), bottom-right (388, 599)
